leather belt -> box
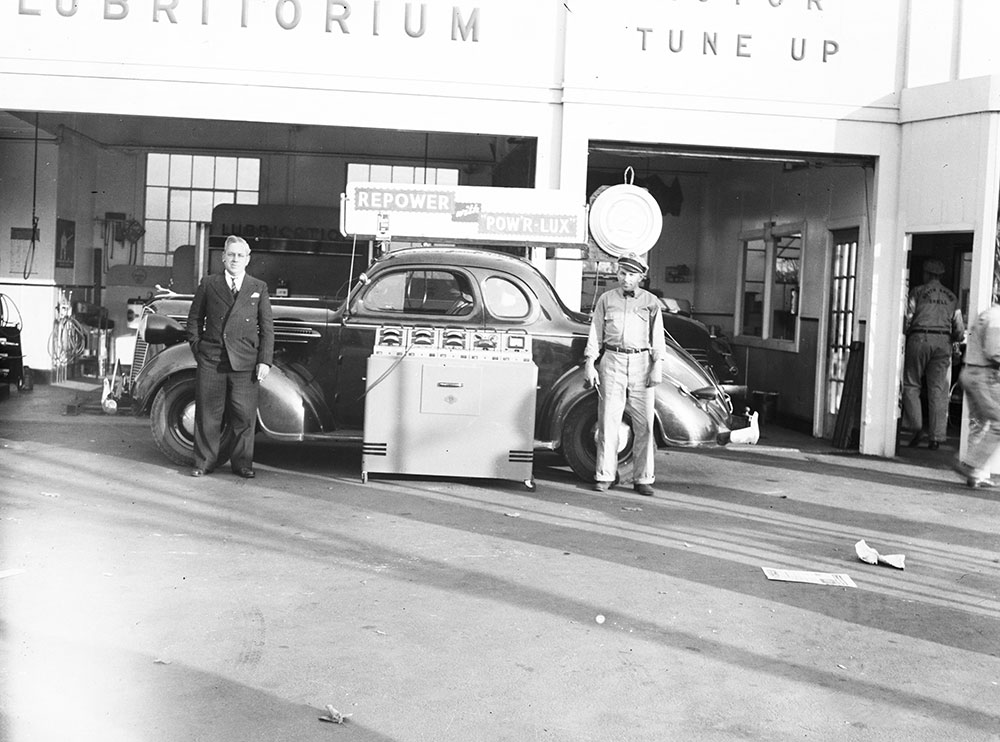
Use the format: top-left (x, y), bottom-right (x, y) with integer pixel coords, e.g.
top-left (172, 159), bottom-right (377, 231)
top-left (966, 362), bottom-right (1000, 370)
top-left (908, 329), bottom-right (950, 335)
top-left (603, 344), bottom-right (649, 354)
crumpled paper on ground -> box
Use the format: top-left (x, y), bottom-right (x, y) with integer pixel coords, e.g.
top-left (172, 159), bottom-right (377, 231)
top-left (319, 705), bottom-right (352, 724)
top-left (855, 539), bottom-right (905, 570)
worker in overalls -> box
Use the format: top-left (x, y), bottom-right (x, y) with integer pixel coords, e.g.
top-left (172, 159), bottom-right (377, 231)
top-left (902, 258), bottom-right (964, 449)
top-left (584, 253), bottom-right (666, 495)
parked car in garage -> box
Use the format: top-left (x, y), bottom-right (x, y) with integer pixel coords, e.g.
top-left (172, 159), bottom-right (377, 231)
top-left (129, 246), bottom-right (736, 482)
top-left (658, 298), bottom-right (747, 411)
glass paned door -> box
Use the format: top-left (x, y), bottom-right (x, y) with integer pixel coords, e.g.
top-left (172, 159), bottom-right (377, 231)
top-left (825, 228), bottom-right (859, 434)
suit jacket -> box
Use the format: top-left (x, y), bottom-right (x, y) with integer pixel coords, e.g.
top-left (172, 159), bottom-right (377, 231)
top-left (186, 272), bottom-right (274, 372)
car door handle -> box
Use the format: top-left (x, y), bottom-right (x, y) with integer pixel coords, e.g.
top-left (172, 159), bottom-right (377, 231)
top-left (437, 381), bottom-right (464, 388)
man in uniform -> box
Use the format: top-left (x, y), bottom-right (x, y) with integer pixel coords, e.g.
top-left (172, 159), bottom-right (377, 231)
top-left (953, 301), bottom-right (1000, 488)
top-left (902, 258), bottom-right (964, 449)
top-left (186, 235), bottom-right (274, 479)
top-left (584, 253), bottom-right (667, 496)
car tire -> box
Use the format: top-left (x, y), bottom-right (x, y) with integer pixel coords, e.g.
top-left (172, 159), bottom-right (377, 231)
top-left (150, 376), bottom-right (233, 467)
top-left (561, 399), bottom-right (635, 483)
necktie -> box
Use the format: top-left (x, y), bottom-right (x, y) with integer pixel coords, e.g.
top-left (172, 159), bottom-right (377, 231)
top-left (230, 278), bottom-right (238, 298)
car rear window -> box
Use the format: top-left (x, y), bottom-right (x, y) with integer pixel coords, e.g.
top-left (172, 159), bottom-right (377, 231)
top-left (483, 276), bottom-right (530, 319)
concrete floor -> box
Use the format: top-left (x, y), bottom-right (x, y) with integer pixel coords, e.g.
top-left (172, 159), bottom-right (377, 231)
top-left (0, 383), bottom-right (998, 742)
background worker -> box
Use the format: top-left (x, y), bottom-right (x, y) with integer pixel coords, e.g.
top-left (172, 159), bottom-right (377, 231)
top-left (902, 258), bottom-right (964, 450)
top-left (953, 300), bottom-right (1000, 488)
top-left (186, 235), bottom-right (274, 479)
top-left (584, 253), bottom-right (666, 496)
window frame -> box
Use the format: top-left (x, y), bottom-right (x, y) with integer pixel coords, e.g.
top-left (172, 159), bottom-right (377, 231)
top-left (355, 268), bottom-right (477, 318)
top-left (143, 153), bottom-right (260, 266)
top-left (734, 221), bottom-right (805, 351)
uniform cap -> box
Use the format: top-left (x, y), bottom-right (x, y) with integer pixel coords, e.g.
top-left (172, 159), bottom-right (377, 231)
top-left (923, 259), bottom-right (945, 276)
top-left (617, 253), bottom-right (648, 275)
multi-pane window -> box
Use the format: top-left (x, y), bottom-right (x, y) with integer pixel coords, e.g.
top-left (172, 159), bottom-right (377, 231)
top-left (347, 163), bottom-right (459, 187)
top-left (827, 229), bottom-right (859, 414)
top-left (143, 154), bottom-right (260, 266)
top-left (347, 163), bottom-right (459, 250)
top-left (737, 225), bottom-right (802, 343)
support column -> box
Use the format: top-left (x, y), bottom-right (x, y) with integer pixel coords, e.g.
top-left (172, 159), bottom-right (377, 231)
top-left (859, 136), bottom-right (903, 457)
top-left (961, 111), bottom-right (1000, 470)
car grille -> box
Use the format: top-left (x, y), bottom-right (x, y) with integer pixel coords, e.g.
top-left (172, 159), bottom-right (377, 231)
top-left (684, 346), bottom-right (710, 366)
top-left (130, 333), bottom-right (149, 382)
top-left (274, 320), bottom-right (322, 343)
top-left (130, 311), bottom-right (187, 380)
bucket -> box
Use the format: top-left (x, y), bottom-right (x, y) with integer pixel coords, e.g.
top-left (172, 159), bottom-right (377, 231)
top-left (750, 391), bottom-right (779, 424)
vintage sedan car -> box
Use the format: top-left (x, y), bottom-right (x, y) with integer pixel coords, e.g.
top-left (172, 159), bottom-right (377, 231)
top-left (130, 246), bottom-right (735, 482)
top-left (659, 301), bottom-right (747, 411)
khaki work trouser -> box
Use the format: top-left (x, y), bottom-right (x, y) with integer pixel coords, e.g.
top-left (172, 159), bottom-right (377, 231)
top-left (596, 350), bottom-right (656, 485)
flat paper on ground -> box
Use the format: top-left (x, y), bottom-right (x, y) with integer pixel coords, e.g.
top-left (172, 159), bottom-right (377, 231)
top-left (762, 567), bottom-right (857, 587)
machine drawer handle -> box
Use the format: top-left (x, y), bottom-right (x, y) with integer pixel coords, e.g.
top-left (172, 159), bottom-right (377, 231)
top-left (437, 381), bottom-right (464, 388)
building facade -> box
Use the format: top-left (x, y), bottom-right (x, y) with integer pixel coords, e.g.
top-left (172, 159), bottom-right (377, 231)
top-left (2, 0), bottom-right (1000, 460)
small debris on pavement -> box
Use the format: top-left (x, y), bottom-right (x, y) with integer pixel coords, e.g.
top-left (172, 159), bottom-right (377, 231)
top-left (0, 568), bottom-right (25, 580)
top-left (595, 614), bottom-right (605, 624)
top-left (621, 506), bottom-right (642, 512)
top-left (855, 539), bottom-right (905, 570)
top-left (153, 658), bottom-right (172, 665)
top-left (504, 512), bottom-right (520, 517)
top-left (762, 567), bottom-right (857, 587)
top-left (40, 491), bottom-right (60, 498)
top-left (319, 705), bottom-right (352, 724)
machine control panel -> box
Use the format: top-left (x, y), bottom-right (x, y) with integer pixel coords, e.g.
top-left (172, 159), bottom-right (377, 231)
top-left (372, 325), bottom-right (533, 361)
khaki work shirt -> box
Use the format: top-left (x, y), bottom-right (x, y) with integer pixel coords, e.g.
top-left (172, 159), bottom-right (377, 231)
top-left (905, 279), bottom-right (964, 341)
top-left (584, 287), bottom-right (667, 362)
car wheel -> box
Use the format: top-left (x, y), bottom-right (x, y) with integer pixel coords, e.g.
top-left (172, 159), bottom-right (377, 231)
top-left (150, 376), bottom-right (233, 467)
top-left (561, 399), bottom-right (634, 483)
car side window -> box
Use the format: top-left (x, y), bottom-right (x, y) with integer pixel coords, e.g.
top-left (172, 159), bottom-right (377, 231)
top-left (361, 269), bottom-right (474, 316)
top-left (483, 276), bottom-right (530, 319)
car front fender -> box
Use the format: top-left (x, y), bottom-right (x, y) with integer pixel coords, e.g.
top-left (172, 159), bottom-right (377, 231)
top-left (541, 364), bottom-right (731, 450)
top-left (132, 342), bottom-right (197, 415)
top-left (132, 343), bottom-right (331, 439)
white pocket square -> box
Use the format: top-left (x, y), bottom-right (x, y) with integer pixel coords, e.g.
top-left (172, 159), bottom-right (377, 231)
top-left (251, 292), bottom-right (260, 298)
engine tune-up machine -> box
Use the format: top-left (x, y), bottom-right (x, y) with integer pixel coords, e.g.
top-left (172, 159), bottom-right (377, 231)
top-left (362, 325), bottom-right (538, 489)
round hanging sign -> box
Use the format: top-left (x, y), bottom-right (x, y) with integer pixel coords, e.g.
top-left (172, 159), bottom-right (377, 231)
top-left (588, 182), bottom-right (663, 258)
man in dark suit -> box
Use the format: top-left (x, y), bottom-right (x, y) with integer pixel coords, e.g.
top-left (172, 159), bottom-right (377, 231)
top-left (186, 235), bottom-right (274, 479)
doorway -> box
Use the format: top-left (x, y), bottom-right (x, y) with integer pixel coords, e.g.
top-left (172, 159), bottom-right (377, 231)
top-left (908, 232), bottom-right (973, 324)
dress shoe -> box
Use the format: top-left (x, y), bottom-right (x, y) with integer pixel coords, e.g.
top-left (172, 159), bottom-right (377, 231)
top-left (593, 480), bottom-right (612, 492)
top-left (907, 431), bottom-right (924, 448)
top-left (634, 483), bottom-right (655, 496)
top-left (191, 467), bottom-right (206, 477)
top-left (235, 467), bottom-right (255, 479)
top-left (928, 440), bottom-right (940, 451)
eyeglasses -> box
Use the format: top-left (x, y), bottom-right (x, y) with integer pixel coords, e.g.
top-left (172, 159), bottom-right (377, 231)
top-left (224, 252), bottom-right (250, 259)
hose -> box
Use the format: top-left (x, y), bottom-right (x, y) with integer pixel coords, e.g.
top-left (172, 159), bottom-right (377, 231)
top-left (48, 306), bottom-right (88, 365)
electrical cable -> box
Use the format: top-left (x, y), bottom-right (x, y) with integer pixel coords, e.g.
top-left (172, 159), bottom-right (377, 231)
top-left (0, 293), bottom-right (24, 330)
top-left (357, 338), bottom-right (417, 401)
top-left (48, 316), bottom-right (88, 366)
top-left (48, 293), bottom-right (88, 366)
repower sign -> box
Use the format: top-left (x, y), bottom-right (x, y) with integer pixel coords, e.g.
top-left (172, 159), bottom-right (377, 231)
top-left (341, 183), bottom-right (588, 246)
